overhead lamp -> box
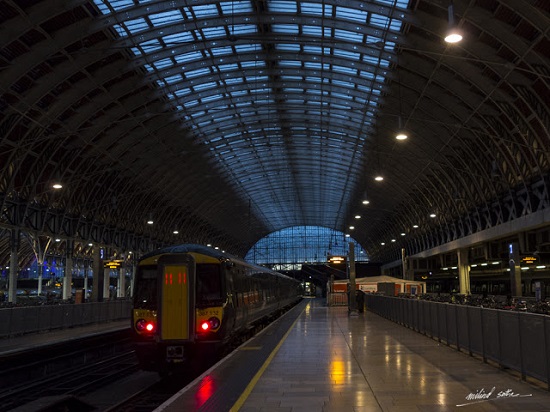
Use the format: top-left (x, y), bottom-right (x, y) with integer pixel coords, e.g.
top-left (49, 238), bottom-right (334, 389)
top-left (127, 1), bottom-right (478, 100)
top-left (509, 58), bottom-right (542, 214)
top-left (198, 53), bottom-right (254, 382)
top-left (412, 224), bottom-right (419, 228)
top-left (355, 215), bottom-right (361, 219)
top-left (430, 213), bottom-right (436, 218)
top-left (444, 1), bottom-right (463, 43)
top-left (362, 199), bottom-right (370, 205)
top-left (173, 230), bottom-right (179, 234)
top-left (147, 214), bottom-right (154, 225)
top-left (395, 116), bottom-right (408, 140)
top-left (349, 226), bottom-right (355, 230)
top-left (52, 182), bottom-right (63, 189)
top-left (374, 175), bottom-right (384, 182)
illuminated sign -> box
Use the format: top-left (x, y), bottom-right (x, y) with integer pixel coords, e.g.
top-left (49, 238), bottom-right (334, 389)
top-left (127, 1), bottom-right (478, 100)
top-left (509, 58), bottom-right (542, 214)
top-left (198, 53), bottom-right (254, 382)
top-left (521, 256), bottom-right (537, 264)
top-left (104, 259), bottom-right (123, 269)
top-left (328, 255), bottom-right (346, 264)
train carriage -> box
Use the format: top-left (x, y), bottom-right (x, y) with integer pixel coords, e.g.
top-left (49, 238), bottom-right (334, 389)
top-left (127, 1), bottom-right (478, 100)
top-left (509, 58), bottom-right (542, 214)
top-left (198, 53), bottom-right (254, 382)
top-left (132, 244), bottom-right (300, 373)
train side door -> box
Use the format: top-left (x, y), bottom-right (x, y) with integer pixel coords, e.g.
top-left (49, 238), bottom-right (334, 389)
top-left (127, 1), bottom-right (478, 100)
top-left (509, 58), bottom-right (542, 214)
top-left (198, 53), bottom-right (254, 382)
top-left (157, 254), bottom-right (195, 341)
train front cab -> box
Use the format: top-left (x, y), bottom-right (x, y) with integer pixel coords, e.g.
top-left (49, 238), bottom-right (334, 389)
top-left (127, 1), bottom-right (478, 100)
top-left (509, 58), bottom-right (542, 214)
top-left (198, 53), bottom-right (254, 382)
top-left (133, 254), bottom-right (197, 371)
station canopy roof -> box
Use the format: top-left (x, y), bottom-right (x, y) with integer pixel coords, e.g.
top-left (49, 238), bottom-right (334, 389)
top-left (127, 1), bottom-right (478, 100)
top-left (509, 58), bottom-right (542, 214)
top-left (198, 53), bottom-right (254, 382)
top-left (0, 0), bottom-right (548, 268)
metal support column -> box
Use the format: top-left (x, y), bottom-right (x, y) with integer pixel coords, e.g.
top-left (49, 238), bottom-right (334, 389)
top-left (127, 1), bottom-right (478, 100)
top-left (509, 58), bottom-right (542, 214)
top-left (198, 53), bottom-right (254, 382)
top-left (91, 246), bottom-right (103, 302)
top-left (348, 242), bottom-right (358, 315)
top-left (509, 242), bottom-right (522, 297)
top-left (63, 240), bottom-right (73, 301)
top-left (457, 248), bottom-right (470, 295)
top-left (8, 228), bottom-right (20, 303)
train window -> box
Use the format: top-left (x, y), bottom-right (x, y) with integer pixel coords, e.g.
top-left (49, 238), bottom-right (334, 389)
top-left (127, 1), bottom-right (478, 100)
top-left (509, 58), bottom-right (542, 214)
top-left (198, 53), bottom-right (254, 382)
top-left (134, 266), bottom-right (157, 309)
top-left (196, 264), bottom-right (222, 304)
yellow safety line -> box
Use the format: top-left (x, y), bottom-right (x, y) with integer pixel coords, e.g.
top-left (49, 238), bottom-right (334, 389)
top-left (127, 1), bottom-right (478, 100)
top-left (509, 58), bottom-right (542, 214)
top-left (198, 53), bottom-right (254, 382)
top-left (229, 302), bottom-right (308, 412)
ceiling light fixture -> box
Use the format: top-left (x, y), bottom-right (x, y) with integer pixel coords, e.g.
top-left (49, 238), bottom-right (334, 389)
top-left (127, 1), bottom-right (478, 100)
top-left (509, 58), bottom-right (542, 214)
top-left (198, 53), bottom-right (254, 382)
top-left (444, 1), bottom-right (463, 43)
top-left (395, 116), bottom-right (408, 140)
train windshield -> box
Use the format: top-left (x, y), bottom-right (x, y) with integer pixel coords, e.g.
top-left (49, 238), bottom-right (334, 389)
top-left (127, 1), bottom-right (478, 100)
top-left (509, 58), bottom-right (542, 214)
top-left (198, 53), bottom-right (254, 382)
top-left (196, 264), bottom-right (222, 305)
top-left (134, 266), bottom-right (157, 309)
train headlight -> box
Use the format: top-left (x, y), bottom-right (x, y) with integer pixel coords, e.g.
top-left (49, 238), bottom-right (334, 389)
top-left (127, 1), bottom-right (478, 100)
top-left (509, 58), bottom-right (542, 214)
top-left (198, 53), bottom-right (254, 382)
top-left (136, 318), bottom-right (155, 333)
top-left (200, 317), bottom-right (221, 332)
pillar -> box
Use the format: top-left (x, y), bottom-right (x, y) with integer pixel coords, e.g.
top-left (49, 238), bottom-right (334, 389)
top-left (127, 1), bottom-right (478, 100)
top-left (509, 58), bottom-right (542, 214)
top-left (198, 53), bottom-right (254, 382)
top-left (117, 265), bottom-right (126, 298)
top-left (91, 246), bottom-right (102, 301)
top-left (457, 248), bottom-right (470, 295)
top-left (348, 242), bottom-right (357, 314)
top-left (63, 240), bottom-right (73, 300)
top-left (8, 228), bottom-right (20, 303)
top-left (84, 262), bottom-right (89, 299)
top-left (509, 242), bottom-right (522, 297)
top-left (104, 267), bottom-right (112, 299)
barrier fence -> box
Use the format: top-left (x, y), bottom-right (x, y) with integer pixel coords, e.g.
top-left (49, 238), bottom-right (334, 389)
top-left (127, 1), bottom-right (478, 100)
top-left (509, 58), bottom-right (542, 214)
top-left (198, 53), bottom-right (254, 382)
top-left (327, 292), bottom-right (348, 306)
top-left (0, 300), bottom-right (132, 338)
top-left (365, 294), bottom-right (550, 390)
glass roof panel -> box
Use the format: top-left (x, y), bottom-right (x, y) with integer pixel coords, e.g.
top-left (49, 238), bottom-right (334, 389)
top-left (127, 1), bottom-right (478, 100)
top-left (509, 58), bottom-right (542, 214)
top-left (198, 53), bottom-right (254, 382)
top-left (189, 3), bottom-right (219, 18)
top-left (335, 6), bottom-right (368, 23)
top-left (219, 1), bottom-right (254, 14)
top-left (150, 11), bottom-right (185, 26)
top-left (268, 1), bottom-right (298, 13)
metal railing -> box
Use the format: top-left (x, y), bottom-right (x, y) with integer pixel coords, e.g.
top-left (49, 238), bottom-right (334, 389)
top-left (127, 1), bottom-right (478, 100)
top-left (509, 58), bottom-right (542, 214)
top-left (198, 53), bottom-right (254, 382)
top-left (0, 300), bottom-right (132, 338)
top-left (365, 294), bottom-right (550, 389)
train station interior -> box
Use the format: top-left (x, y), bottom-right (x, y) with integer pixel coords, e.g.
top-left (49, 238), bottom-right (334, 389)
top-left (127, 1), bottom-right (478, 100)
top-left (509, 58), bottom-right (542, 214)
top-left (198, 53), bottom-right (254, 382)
top-left (0, 0), bottom-right (549, 411)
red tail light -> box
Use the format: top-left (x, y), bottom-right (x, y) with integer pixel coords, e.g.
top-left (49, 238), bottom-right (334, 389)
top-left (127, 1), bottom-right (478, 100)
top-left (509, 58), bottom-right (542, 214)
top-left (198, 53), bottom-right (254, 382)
top-left (199, 317), bottom-right (221, 332)
top-left (136, 318), bottom-right (155, 333)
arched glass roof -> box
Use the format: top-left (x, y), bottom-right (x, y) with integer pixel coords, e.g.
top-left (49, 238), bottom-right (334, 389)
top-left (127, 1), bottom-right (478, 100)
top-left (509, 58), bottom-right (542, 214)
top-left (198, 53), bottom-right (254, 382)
top-left (92, 0), bottom-right (406, 231)
top-left (245, 225), bottom-right (368, 270)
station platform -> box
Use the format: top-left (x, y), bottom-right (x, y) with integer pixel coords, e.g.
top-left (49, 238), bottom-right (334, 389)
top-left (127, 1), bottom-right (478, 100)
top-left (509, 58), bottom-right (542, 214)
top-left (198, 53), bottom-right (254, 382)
top-left (156, 298), bottom-right (550, 412)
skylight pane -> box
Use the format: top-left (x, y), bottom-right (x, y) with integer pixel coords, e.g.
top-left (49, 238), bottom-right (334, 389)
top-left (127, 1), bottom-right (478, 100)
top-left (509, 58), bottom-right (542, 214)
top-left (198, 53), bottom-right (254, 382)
top-left (389, 19), bottom-right (403, 31)
top-left (190, 3), bottom-right (219, 18)
top-left (272, 24), bottom-right (299, 34)
top-left (113, 24), bottom-right (127, 37)
top-left (235, 44), bottom-right (261, 53)
top-left (109, 0), bottom-right (133, 11)
top-left (174, 51), bottom-right (203, 63)
top-left (194, 81), bottom-right (217, 91)
top-left (186, 67), bottom-right (210, 78)
top-left (370, 13), bottom-right (390, 29)
top-left (124, 18), bottom-right (149, 34)
top-left (139, 39), bottom-right (162, 53)
top-left (333, 49), bottom-right (359, 60)
top-left (218, 63), bottom-right (239, 72)
top-left (163, 32), bottom-right (194, 45)
top-left (153, 58), bottom-right (173, 69)
top-left (231, 24), bottom-right (257, 36)
top-left (220, 1), bottom-right (253, 14)
top-left (150, 11), bottom-right (184, 26)
top-left (202, 26), bottom-right (226, 39)
top-left (269, 1), bottom-right (297, 12)
top-left (332, 65), bottom-right (355, 75)
top-left (336, 6), bottom-right (368, 23)
top-left (334, 29), bottom-right (363, 43)
top-left (300, 2), bottom-right (323, 15)
top-left (93, 1), bottom-right (111, 14)
top-left (165, 75), bottom-right (182, 84)
top-left (275, 43), bottom-right (300, 52)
